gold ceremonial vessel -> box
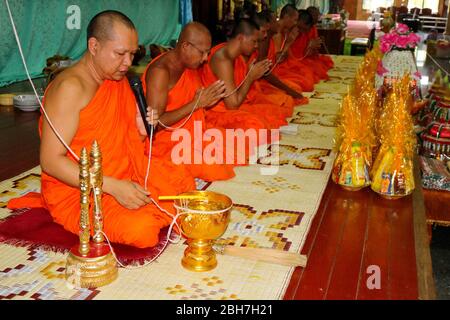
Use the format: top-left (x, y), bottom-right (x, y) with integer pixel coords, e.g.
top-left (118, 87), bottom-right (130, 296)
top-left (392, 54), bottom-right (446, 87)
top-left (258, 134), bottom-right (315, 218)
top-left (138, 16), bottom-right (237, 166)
top-left (174, 191), bottom-right (232, 272)
top-left (65, 141), bottom-right (118, 288)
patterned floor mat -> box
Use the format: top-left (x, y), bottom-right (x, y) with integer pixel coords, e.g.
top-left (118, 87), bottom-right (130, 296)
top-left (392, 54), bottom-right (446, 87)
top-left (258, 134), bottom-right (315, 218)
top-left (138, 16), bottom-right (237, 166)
top-left (0, 55), bottom-right (362, 300)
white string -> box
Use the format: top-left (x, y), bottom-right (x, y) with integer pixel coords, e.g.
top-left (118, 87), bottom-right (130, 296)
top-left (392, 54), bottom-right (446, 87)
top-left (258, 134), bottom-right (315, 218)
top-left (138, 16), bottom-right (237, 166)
top-left (264, 33), bottom-right (316, 77)
top-left (156, 89), bottom-right (203, 130)
top-left (223, 63), bottom-right (256, 98)
top-left (6, 1), bottom-right (231, 271)
top-left (5, 0), bottom-right (185, 270)
top-left (143, 111), bottom-right (155, 191)
top-left (5, 0), bottom-right (80, 162)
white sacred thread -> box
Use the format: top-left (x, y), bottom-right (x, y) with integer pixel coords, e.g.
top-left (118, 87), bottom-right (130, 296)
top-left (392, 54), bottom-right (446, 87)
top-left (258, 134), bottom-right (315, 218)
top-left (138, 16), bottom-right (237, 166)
top-left (5, 0), bottom-right (208, 270)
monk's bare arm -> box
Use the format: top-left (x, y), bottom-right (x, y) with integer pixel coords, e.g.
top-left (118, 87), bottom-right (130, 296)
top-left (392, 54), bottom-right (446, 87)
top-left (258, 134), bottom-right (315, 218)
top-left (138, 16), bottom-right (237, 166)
top-left (146, 67), bottom-right (198, 127)
top-left (40, 77), bottom-right (151, 210)
top-left (210, 56), bottom-right (254, 109)
top-left (263, 73), bottom-right (304, 99)
top-left (273, 33), bottom-right (283, 53)
top-left (40, 78), bottom-right (86, 188)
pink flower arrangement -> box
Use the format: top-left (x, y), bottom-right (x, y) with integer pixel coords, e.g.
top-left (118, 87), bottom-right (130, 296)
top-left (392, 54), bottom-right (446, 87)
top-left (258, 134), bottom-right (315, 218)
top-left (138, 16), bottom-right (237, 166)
top-left (379, 24), bottom-right (421, 53)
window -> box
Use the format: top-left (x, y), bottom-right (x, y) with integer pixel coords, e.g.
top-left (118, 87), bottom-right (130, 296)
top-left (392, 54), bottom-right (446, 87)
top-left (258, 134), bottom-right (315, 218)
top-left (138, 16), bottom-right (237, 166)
top-left (362, 0), bottom-right (394, 12)
top-left (407, 0), bottom-right (439, 13)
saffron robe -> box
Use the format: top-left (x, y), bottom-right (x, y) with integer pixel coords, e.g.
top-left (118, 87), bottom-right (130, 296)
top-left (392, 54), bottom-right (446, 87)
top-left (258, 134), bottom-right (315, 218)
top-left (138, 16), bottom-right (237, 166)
top-left (142, 59), bottom-right (236, 181)
top-left (257, 38), bottom-right (309, 107)
top-left (272, 35), bottom-right (318, 92)
top-left (200, 43), bottom-right (288, 130)
top-left (290, 26), bottom-right (334, 80)
top-left (8, 78), bottom-right (195, 248)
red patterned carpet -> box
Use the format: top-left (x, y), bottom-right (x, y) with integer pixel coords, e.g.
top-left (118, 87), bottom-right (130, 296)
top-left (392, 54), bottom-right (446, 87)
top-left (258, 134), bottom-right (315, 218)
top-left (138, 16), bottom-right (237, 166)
top-left (0, 207), bottom-right (170, 266)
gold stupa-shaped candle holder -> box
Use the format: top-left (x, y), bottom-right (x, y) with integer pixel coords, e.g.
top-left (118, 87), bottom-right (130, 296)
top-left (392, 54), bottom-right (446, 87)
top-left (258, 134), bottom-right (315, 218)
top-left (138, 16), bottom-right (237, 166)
top-left (174, 191), bottom-right (232, 272)
top-left (65, 141), bottom-right (118, 288)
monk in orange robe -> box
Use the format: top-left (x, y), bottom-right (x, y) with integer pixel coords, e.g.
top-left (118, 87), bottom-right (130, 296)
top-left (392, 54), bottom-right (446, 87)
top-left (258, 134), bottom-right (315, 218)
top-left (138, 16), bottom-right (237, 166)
top-left (8, 11), bottom-right (194, 248)
top-left (272, 4), bottom-right (318, 92)
top-left (142, 22), bottom-right (236, 181)
top-left (307, 6), bottom-right (334, 70)
top-left (290, 9), bottom-right (333, 81)
top-left (200, 18), bottom-right (288, 131)
top-left (251, 10), bottom-right (308, 108)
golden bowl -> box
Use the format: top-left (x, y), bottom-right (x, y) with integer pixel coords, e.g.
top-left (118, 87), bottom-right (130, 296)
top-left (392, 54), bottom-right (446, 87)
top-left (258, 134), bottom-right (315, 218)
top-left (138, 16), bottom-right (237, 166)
top-left (174, 191), bottom-right (232, 272)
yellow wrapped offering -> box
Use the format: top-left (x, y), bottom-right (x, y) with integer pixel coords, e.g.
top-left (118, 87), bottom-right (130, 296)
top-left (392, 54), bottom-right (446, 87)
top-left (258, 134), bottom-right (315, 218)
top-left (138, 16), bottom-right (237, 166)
top-left (332, 141), bottom-right (372, 190)
top-left (333, 90), bottom-right (376, 190)
top-left (371, 75), bottom-right (416, 199)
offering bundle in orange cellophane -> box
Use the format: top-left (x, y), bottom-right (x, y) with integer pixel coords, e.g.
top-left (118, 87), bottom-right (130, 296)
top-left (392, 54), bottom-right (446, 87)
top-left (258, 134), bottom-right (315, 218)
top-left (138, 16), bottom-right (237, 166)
top-left (352, 45), bottom-right (383, 95)
top-left (332, 83), bottom-right (377, 189)
top-left (371, 75), bottom-right (416, 198)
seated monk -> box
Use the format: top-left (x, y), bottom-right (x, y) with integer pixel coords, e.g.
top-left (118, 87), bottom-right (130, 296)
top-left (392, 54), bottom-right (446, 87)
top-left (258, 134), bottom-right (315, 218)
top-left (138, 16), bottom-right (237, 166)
top-left (8, 11), bottom-right (195, 248)
top-left (251, 10), bottom-right (308, 108)
top-left (306, 6), bottom-right (334, 71)
top-left (272, 4), bottom-right (318, 92)
top-left (200, 18), bottom-right (288, 131)
top-left (142, 22), bottom-right (235, 181)
top-left (289, 9), bottom-right (332, 81)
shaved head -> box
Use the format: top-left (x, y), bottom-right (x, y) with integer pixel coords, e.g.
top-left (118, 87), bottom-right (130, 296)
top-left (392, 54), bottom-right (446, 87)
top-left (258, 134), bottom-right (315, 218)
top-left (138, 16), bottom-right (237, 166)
top-left (87, 10), bottom-right (135, 43)
top-left (298, 9), bottom-right (313, 26)
top-left (231, 18), bottom-right (260, 38)
top-left (280, 4), bottom-right (298, 19)
top-left (178, 22), bottom-right (211, 46)
top-left (177, 22), bottom-right (212, 69)
top-left (307, 6), bottom-right (320, 24)
top-left (253, 11), bottom-right (271, 28)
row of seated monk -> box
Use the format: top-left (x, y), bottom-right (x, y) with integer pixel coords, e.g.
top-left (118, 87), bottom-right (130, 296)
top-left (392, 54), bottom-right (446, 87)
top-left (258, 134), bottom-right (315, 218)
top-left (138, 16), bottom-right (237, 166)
top-left (8, 5), bottom-right (334, 249)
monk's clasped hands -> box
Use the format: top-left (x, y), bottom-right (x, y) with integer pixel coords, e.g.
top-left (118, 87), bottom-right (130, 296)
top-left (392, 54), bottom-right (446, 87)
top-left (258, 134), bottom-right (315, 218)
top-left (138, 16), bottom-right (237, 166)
top-left (195, 80), bottom-right (227, 108)
top-left (249, 59), bottom-right (272, 81)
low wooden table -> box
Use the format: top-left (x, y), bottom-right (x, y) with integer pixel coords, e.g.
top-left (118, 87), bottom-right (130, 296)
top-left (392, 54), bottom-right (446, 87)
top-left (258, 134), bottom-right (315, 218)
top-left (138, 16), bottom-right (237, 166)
top-left (423, 188), bottom-right (450, 237)
top-left (317, 26), bottom-right (346, 55)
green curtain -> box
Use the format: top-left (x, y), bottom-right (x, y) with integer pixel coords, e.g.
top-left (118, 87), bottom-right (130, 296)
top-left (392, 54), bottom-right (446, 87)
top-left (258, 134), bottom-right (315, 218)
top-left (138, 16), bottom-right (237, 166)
top-left (0, 0), bottom-right (181, 87)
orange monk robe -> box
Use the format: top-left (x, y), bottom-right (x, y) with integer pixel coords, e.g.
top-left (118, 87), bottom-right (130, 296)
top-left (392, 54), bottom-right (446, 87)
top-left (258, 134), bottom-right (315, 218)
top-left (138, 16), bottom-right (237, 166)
top-left (8, 79), bottom-right (195, 248)
top-left (290, 27), bottom-right (333, 81)
top-left (255, 38), bottom-right (309, 109)
top-left (141, 60), bottom-right (236, 182)
top-left (309, 26), bottom-right (334, 70)
top-left (272, 36), bottom-right (318, 92)
top-left (247, 51), bottom-right (296, 118)
top-left (201, 43), bottom-right (288, 130)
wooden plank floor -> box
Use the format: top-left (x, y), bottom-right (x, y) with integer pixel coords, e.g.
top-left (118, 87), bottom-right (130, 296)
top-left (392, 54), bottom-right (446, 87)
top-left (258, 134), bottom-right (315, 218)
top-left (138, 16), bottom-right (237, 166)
top-left (284, 181), bottom-right (419, 299)
top-left (0, 106), bottom-right (432, 299)
top-left (0, 107), bottom-right (40, 181)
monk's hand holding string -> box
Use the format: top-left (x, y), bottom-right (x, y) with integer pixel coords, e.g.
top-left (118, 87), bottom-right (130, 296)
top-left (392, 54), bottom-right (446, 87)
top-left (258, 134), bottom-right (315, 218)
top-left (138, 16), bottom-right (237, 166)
top-left (105, 178), bottom-right (152, 210)
top-left (135, 104), bottom-right (159, 136)
top-left (145, 108), bottom-right (159, 127)
top-left (195, 80), bottom-right (226, 108)
top-left (310, 38), bottom-right (322, 52)
top-left (249, 59), bottom-right (272, 81)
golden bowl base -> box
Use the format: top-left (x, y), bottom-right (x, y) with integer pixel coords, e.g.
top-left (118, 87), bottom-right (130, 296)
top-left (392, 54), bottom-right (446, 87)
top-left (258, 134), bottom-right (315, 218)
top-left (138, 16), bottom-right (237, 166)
top-left (65, 243), bottom-right (118, 288)
top-left (378, 193), bottom-right (407, 200)
top-left (182, 239), bottom-right (217, 272)
top-left (372, 189), bottom-right (412, 200)
top-left (339, 184), bottom-right (368, 192)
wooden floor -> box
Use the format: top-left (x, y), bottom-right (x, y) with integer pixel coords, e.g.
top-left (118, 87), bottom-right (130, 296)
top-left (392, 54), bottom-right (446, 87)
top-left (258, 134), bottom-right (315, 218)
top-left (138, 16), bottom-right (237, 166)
top-left (0, 104), bottom-right (436, 299)
top-left (0, 106), bottom-right (40, 181)
top-left (285, 180), bottom-right (419, 299)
